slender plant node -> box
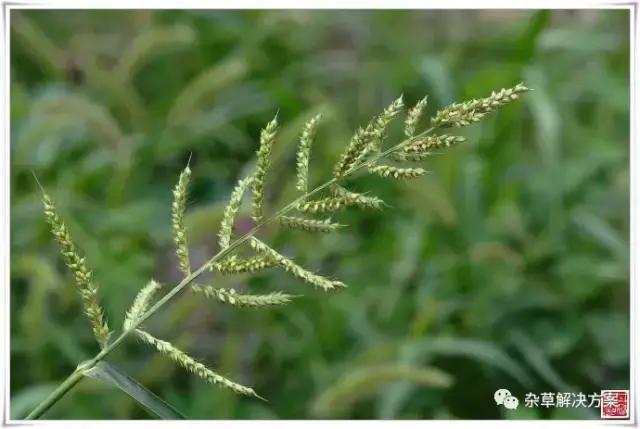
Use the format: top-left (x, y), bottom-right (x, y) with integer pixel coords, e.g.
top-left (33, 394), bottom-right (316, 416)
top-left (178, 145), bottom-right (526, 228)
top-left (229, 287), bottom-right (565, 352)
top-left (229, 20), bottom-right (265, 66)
top-left (41, 193), bottom-right (111, 348)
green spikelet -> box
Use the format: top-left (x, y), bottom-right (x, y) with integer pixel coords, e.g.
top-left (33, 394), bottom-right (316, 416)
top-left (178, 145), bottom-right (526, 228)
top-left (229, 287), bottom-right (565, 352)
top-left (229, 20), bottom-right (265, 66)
top-left (390, 151), bottom-right (433, 162)
top-left (405, 96), bottom-right (428, 138)
top-left (191, 285), bottom-right (294, 307)
top-left (296, 114), bottom-right (322, 193)
top-left (369, 165), bottom-right (426, 179)
top-left (135, 329), bottom-right (264, 400)
top-left (250, 238), bottom-right (346, 291)
top-left (42, 194), bottom-right (111, 348)
top-left (334, 96), bottom-right (406, 178)
top-left (366, 95), bottom-right (404, 153)
top-left (210, 254), bottom-right (279, 274)
top-left (295, 195), bottom-right (381, 214)
top-left (403, 135), bottom-right (466, 154)
top-left (124, 279), bottom-right (161, 330)
top-left (278, 216), bottom-right (343, 233)
top-left (333, 186), bottom-right (386, 209)
top-left (431, 83), bottom-right (530, 128)
top-left (172, 164), bottom-right (191, 275)
top-left (218, 176), bottom-right (253, 250)
top-left (252, 115), bottom-right (278, 222)
top-left (296, 187), bottom-right (384, 214)
top-left (333, 126), bottom-right (371, 178)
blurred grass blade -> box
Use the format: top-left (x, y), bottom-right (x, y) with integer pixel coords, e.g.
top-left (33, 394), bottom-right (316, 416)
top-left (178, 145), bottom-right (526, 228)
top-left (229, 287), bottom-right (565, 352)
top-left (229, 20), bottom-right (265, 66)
top-left (312, 365), bottom-right (452, 417)
top-left (84, 361), bottom-right (186, 419)
top-left (116, 25), bottom-right (195, 81)
top-left (508, 330), bottom-right (573, 392)
top-left (408, 337), bottom-right (534, 387)
top-left (10, 383), bottom-right (59, 419)
top-left (167, 58), bottom-right (248, 127)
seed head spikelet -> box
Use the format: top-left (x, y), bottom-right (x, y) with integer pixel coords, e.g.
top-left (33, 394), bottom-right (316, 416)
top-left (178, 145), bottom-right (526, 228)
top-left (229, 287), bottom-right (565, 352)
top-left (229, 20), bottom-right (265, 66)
top-left (431, 83), bottom-right (530, 128)
top-left (124, 279), bottom-right (161, 330)
top-left (250, 237), bottom-right (346, 291)
top-left (333, 126), bottom-right (371, 178)
top-left (219, 176), bottom-right (253, 250)
top-left (296, 187), bottom-right (384, 214)
top-left (296, 194), bottom-right (384, 214)
top-left (172, 162), bottom-right (191, 275)
top-left (278, 216), bottom-right (343, 232)
top-left (252, 114), bottom-right (278, 221)
top-left (369, 165), bottom-right (427, 179)
top-left (391, 151), bottom-right (433, 162)
top-left (210, 254), bottom-right (279, 274)
top-left (366, 94), bottom-right (404, 151)
top-left (135, 329), bottom-right (264, 400)
top-left (334, 96), bottom-right (405, 178)
top-left (403, 135), bottom-right (466, 154)
top-left (41, 192), bottom-right (111, 348)
top-left (296, 114), bottom-right (322, 194)
top-left (191, 285), bottom-right (295, 307)
top-left (405, 96), bottom-right (428, 138)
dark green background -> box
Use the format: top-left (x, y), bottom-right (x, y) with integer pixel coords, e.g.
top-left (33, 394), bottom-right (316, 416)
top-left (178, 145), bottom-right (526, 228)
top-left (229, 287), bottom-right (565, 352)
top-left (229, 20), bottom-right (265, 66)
top-left (10, 9), bottom-right (630, 419)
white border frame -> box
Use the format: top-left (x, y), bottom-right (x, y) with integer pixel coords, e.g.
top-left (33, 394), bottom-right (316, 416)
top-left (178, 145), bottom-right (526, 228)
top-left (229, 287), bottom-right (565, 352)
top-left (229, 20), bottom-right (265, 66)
top-left (1, 2), bottom-right (637, 428)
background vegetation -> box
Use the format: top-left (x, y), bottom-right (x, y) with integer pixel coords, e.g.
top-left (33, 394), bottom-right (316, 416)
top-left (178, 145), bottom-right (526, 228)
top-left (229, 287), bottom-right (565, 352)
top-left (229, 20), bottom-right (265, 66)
top-left (10, 9), bottom-right (629, 419)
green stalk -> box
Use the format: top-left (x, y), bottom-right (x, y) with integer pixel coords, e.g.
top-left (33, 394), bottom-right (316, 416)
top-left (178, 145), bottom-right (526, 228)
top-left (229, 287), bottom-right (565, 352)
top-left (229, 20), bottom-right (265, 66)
top-left (25, 128), bottom-right (435, 419)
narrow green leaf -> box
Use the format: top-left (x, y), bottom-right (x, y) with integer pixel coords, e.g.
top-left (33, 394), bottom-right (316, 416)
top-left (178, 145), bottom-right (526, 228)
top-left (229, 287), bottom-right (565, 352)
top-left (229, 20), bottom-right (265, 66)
top-left (84, 361), bottom-right (185, 419)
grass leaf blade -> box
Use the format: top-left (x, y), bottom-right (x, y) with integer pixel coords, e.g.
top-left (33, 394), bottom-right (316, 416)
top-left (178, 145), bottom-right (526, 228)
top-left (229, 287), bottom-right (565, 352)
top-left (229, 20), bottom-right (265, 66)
top-left (84, 361), bottom-right (186, 419)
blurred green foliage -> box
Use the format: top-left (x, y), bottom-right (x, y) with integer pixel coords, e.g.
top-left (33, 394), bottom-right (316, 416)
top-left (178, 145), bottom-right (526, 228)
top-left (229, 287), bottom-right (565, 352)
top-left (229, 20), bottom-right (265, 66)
top-left (10, 9), bottom-right (629, 419)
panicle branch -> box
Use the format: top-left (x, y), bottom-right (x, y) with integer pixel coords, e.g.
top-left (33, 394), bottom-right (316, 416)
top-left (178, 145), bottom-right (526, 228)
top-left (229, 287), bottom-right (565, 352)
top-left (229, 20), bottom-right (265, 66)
top-left (172, 164), bottom-right (191, 275)
top-left (431, 83), bottom-right (530, 128)
top-left (42, 194), bottom-right (111, 348)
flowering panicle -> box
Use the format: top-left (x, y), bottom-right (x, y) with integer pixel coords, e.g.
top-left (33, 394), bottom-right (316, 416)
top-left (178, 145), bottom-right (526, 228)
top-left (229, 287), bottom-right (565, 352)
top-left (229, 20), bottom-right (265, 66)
top-left (191, 285), bottom-right (294, 307)
top-left (250, 238), bottom-right (346, 291)
top-left (296, 114), bottom-right (322, 194)
top-left (34, 83), bottom-right (532, 411)
top-left (431, 83), bottom-right (530, 128)
top-left (42, 193), bottom-right (111, 348)
top-left (135, 329), bottom-right (263, 399)
top-left (369, 165), bottom-right (427, 179)
top-left (252, 115), bottom-right (279, 221)
top-left (403, 135), bottom-right (466, 154)
top-left (405, 96), bottom-right (428, 138)
top-left (124, 279), bottom-right (161, 330)
top-left (172, 164), bottom-right (191, 275)
top-left (278, 216), bottom-right (343, 233)
top-left (219, 176), bottom-right (253, 250)
top-left (210, 254), bottom-right (279, 274)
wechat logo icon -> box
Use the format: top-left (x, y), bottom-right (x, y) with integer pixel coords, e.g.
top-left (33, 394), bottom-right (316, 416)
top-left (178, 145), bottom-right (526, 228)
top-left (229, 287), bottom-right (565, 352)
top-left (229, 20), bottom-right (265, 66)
top-left (494, 388), bottom-right (519, 410)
